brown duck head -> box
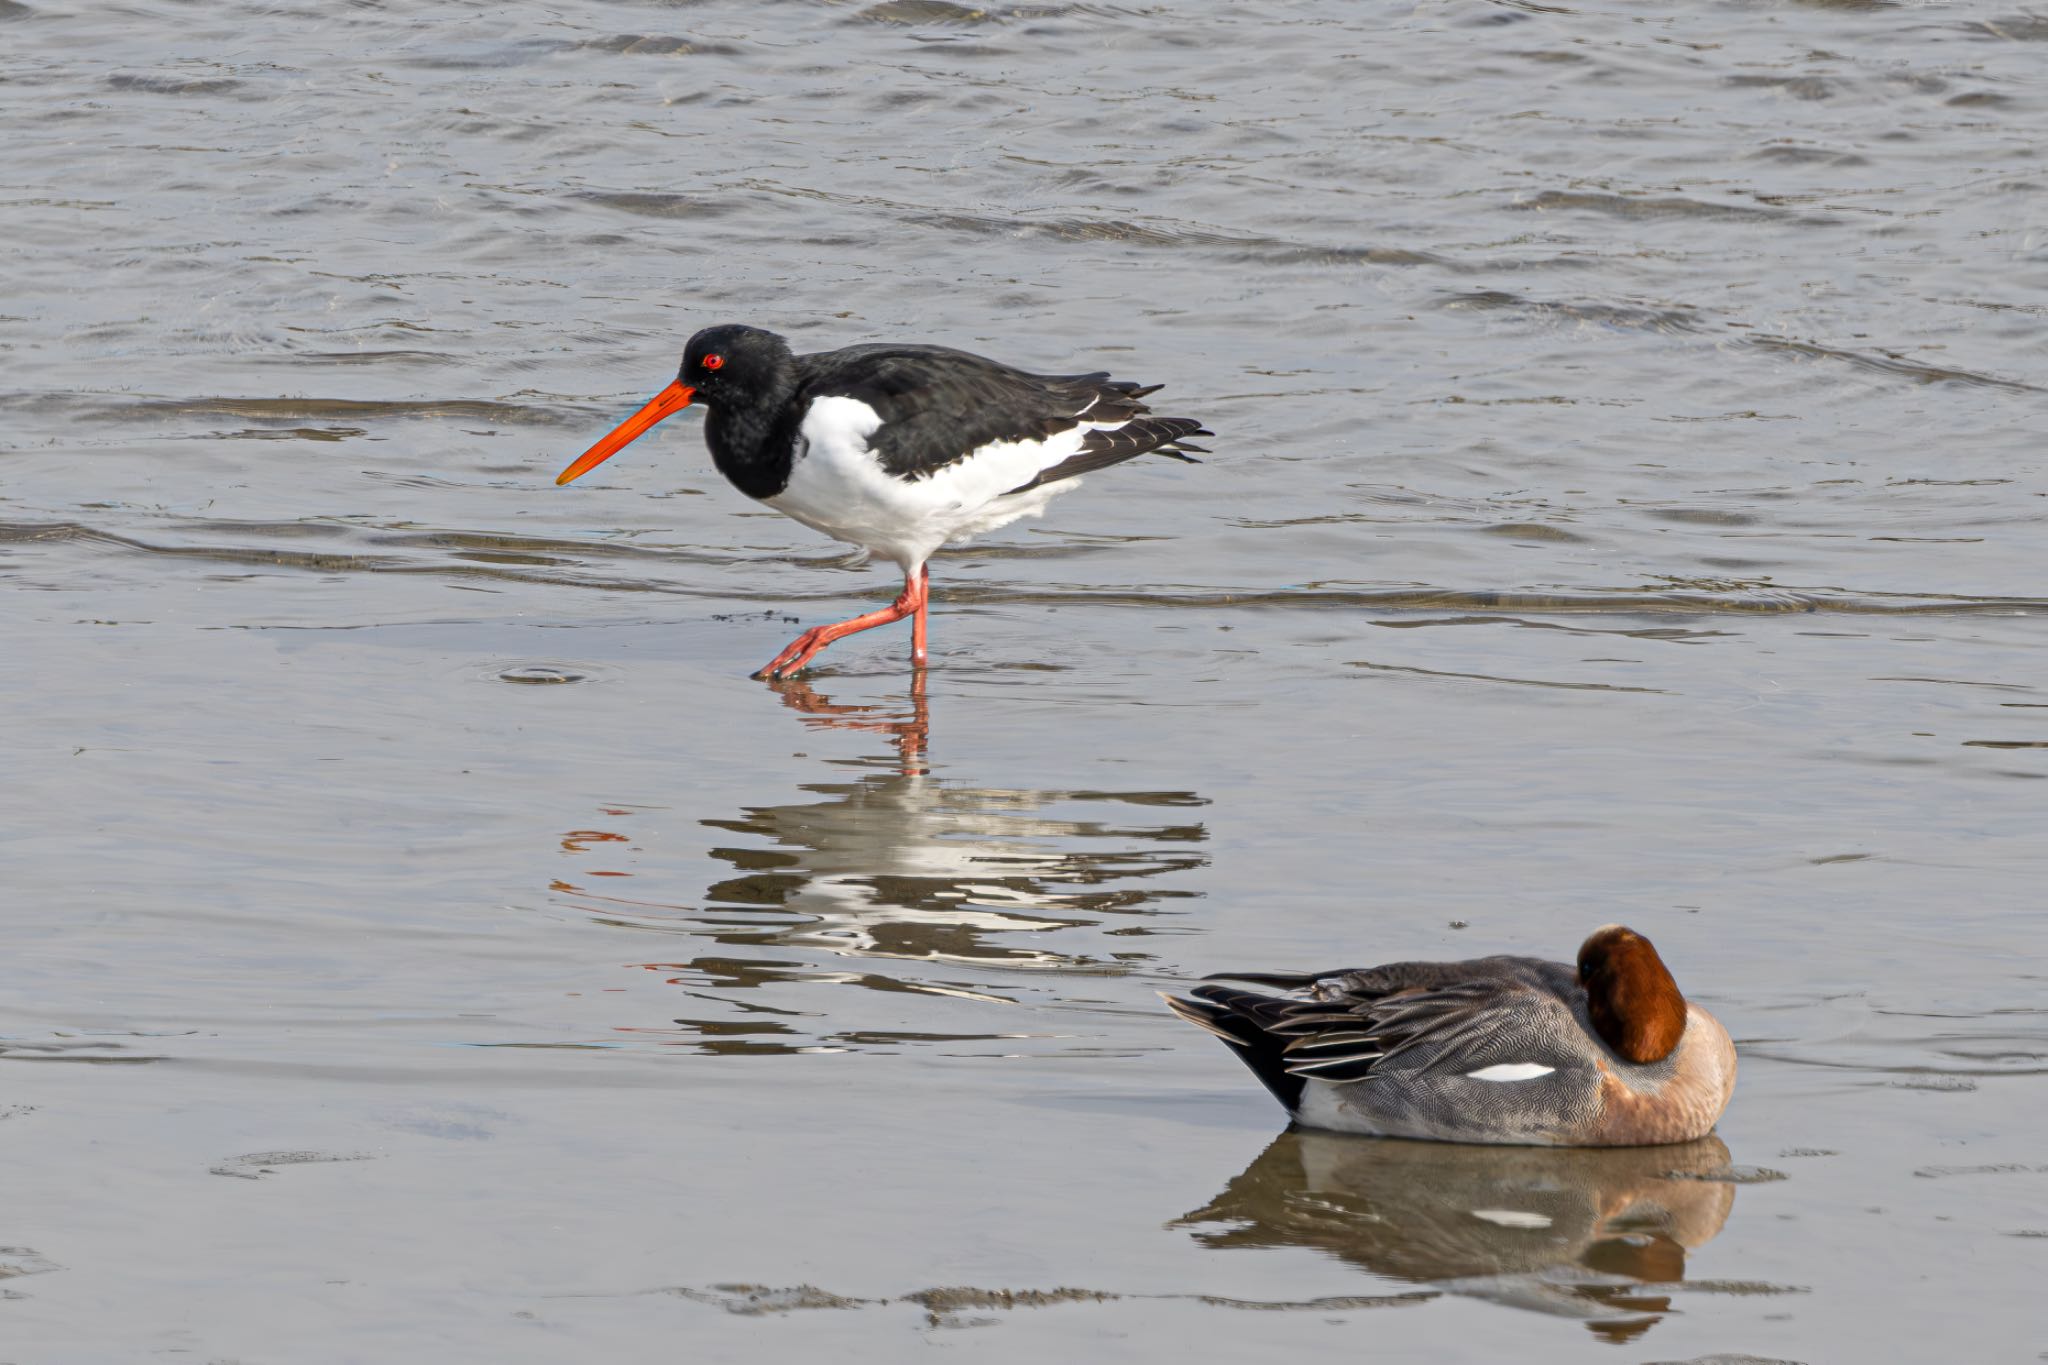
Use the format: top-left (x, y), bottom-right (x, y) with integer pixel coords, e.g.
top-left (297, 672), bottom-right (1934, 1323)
top-left (1578, 925), bottom-right (1688, 1065)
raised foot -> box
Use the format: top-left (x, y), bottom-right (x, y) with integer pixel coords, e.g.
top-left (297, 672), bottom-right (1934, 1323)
top-left (753, 627), bottom-right (835, 681)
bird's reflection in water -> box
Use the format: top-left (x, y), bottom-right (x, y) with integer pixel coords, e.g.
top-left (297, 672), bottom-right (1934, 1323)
top-left (1175, 1132), bottom-right (1744, 1343)
top-left (569, 676), bottom-right (1209, 1056)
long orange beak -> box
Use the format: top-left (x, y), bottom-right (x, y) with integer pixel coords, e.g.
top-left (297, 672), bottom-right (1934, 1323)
top-left (555, 380), bottom-right (695, 486)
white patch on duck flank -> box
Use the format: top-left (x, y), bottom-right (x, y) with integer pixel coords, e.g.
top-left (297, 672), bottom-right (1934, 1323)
top-left (1470, 1209), bottom-right (1554, 1230)
top-left (767, 395), bottom-right (1109, 570)
top-left (1465, 1062), bottom-right (1557, 1082)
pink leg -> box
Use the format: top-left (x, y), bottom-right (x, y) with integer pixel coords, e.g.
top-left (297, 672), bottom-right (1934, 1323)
top-left (755, 567), bottom-right (929, 680)
top-left (910, 565), bottom-right (930, 669)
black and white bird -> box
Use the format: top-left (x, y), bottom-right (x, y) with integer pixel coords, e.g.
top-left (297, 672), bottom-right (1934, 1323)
top-left (555, 324), bottom-right (1211, 679)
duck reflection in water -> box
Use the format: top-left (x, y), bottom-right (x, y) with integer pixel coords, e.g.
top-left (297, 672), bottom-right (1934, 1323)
top-left (580, 675), bottom-right (1208, 1055)
top-left (1175, 1132), bottom-right (1740, 1343)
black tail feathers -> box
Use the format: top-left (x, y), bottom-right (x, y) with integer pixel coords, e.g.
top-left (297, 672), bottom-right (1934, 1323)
top-left (1162, 985), bottom-right (1306, 1113)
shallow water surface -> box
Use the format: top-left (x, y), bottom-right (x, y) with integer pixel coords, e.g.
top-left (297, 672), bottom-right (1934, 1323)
top-left (4, 0), bottom-right (2048, 1359)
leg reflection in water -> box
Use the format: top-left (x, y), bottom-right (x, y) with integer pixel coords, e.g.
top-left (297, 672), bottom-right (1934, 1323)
top-left (551, 671), bottom-right (1209, 1056)
top-left (769, 671), bottom-right (929, 775)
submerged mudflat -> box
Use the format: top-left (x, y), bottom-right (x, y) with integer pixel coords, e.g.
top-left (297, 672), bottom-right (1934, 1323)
top-left (3, 0), bottom-right (2045, 1359)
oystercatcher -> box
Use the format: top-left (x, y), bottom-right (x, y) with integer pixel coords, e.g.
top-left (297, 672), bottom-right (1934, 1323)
top-left (555, 324), bottom-right (1210, 678)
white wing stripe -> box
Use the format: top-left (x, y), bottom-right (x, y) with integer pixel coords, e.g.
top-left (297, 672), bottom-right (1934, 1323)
top-left (1465, 1062), bottom-right (1556, 1082)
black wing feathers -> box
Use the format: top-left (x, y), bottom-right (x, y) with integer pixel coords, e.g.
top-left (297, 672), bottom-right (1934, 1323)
top-left (799, 342), bottom-right (1208, 485)
top-left (1005, 416), bottom-right (1211, 496)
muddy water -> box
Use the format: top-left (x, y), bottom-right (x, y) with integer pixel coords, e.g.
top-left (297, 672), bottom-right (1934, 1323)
top-left (4, 0), bottom-right (2047, 1358)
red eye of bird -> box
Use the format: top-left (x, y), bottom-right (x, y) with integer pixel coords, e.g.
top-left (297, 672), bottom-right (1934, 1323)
top-left (702, 354), bottom-right (725, 371)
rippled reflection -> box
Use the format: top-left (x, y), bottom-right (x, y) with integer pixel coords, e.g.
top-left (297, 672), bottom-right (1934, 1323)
top-left (553, 677), bottom-right (1208, 1054)
top-left (770, 674), bottom-right (930, 775)
top-left (1175, 1133), bottom-right (1750, 1342)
